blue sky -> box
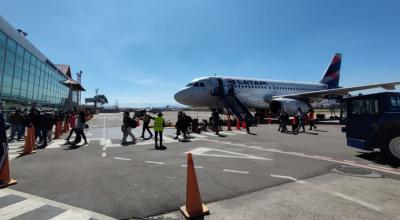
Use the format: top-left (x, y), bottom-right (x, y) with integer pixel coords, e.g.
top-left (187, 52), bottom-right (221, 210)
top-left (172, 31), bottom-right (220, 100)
top-left (2, 0), bottom-right (399, 107)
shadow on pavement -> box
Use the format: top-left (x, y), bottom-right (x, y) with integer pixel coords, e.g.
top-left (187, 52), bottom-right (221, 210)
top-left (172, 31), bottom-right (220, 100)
top-left (356, 151), bottom-right (400, 168)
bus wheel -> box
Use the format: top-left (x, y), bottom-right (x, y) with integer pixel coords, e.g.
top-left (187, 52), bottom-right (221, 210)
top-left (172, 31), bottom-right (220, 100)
top-left (388, 136), bottom-right (400, 161)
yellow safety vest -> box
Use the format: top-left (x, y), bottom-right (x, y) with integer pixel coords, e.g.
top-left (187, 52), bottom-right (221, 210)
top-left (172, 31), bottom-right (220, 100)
top-left (154, 116), bottom-right (164, 132)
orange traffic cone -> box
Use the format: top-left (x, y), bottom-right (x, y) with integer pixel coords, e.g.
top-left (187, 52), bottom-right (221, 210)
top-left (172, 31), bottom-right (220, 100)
top-left (22, 127), bottom-right (36, 155)
top-left (236, 119), bottom-right (241, 130)
top-left (54, 122), bottom-right (61, 139)
top-left (0, 154), bottom-right (17, 189)
top-left (227, 115), bottom-right (232, 131)
top-left (242, 120), bottom-right (246, 128)
top-left (180, 153), bottom-right (209, 219)
top-left (63, 121), bottom-right (69, 133)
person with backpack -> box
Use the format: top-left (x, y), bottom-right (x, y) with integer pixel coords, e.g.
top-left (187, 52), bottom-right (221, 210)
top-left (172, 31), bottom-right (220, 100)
top-left (140, 111), bottom-right (154, 139)
top-left (154, 112), bottom-right (166, 150)
top-left (73, 111), bottom-right (88, 145)
top-left (121, 112), bottom-right (136, 145)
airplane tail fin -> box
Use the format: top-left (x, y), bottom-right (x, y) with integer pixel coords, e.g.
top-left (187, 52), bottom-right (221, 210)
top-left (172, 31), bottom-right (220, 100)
top-left (320, 53), bottom-right (342, 89)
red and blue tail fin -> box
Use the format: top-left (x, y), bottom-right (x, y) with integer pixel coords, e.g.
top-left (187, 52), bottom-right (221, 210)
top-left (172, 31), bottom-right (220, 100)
top-left (320, 53), bottom-right (342, 89)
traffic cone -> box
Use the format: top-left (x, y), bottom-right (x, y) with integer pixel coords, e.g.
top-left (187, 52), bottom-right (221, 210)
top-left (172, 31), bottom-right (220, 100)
top-left (0, 154), bottom-right (17, 189)
top-left (22, 127), bottom-right (36, 155)
top-left (227, 115), bottom-right (232, 131)
top-left (242, 120), bottom-right (246, 128)
top-left (180, 153), bottom-right (209, 219)
top-left (54, 122), bottom-right (61, 139)
top-left (63, 121), bottom-right (69, 133)
top-left (236, 119), bottom-right (241, 130)
top-left (268, 116), bottom-right (272, 124)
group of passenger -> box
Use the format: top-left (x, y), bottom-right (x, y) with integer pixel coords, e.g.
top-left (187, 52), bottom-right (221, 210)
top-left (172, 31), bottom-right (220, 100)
top-left (278, 108), bottom-right (317, 134)
top-left (120, 110), bottom-right (166, 150)
top-left (4, 107), bottom-right (90, 147)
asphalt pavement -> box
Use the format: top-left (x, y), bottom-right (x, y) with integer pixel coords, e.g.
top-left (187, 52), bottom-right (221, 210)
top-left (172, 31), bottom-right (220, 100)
top-left (4, 112), bottom-right (400, 220)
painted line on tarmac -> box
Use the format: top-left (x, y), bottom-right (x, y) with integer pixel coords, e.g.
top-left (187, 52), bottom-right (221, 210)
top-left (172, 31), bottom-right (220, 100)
top-left (343, 160), bottom-right (356, 164)
top-left (205, 139), bottom-right (400, 176)
top-left (222, 169), bottom-right (250, 174)
top-left (270, 174), bottom-right (306, 184)
top-left (331, 191), bottom-right (382, 212)
top-left (145, 161), bottom-right (165, 165)
top-left (368, 164), bottom-right (394, 171)
top-left (181, 164), bottom-right (204, 169)
top-left (114, 157), bottom-right (131, 161)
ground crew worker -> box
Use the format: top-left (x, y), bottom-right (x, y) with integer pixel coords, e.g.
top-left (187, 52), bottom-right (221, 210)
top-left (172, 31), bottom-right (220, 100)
top-left (154, 112), bottom-right (167, 150)
top-left (141, 111), bottom-right (154, 139)
top-left (245, 115), bottom-right (252, 134)
top-left (308, 109), bottom-right (317, 130)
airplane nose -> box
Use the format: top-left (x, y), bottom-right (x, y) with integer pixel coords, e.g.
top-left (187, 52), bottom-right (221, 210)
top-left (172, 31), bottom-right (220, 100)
top-left (174, 88), bottom-right (190, 105)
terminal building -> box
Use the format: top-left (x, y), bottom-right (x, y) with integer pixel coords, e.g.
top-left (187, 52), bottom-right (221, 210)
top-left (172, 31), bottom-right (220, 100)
top-left (0, 16), bottom-right (84, 110)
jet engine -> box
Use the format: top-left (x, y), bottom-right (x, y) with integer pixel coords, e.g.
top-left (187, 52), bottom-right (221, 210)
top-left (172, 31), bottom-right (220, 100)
top-left (269, 98), bottom-right (310, 116)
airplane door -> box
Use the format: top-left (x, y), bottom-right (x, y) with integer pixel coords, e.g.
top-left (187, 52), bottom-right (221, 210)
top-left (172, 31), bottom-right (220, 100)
top-left (209, 77), bottom-right (224, 96)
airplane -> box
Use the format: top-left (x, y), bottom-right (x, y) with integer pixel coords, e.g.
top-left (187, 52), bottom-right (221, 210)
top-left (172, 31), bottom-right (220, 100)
top-left (174, 53), bottom-right (400, 117)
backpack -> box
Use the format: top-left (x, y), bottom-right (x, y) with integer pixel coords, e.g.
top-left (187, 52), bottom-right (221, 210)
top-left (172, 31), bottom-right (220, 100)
top-left (131, 117), bottom-right (137, 128)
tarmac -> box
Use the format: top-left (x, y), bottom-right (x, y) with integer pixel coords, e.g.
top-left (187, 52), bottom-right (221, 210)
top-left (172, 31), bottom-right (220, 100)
top-left (4, 112), bottom-right (400, 220)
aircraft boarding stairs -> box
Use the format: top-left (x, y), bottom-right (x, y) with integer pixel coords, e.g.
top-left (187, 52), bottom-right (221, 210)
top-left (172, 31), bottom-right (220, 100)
top-left (219, 93), bottom-right (254, 123)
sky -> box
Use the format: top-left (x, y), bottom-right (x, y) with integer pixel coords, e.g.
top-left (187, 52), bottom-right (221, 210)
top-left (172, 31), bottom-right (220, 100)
top-left (1, 0), bottom-right (400, 107)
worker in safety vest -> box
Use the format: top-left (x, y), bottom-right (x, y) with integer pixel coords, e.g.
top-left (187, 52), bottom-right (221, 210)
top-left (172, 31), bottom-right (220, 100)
top-left (154, 112), bottom-right (167, 150)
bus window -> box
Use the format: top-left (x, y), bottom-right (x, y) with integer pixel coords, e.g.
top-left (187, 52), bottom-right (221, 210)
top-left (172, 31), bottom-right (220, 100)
top-left (352, 99), bottom-right (379, 115)
top-left (390, 96), bottom-right (400, 111)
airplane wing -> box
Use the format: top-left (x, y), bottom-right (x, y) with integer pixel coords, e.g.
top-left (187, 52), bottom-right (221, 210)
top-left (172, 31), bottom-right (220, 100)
top-left (272, 81), bottom-right (400, 102)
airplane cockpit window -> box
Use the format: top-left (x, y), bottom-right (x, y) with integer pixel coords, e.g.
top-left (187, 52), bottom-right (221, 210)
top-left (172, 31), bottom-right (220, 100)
top-left (193, 83), bottom-right (199, 87)
top-left (199, 83), bottom-right (205, 87)
top-left (186, 83), bottom-right (193, 87)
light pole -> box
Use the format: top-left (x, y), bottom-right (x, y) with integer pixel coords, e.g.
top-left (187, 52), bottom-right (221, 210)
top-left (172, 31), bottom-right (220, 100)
top-left (76, 71), bottom-right (83, 106)
top-left (94, 88), bottom-right (99, 109)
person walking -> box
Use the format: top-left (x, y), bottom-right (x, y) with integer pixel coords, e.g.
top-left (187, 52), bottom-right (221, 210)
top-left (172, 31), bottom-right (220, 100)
top-left (245, 115), bottom-right (252, 134)
top-left (73, 111), bottom-right (88, 145)
top-left (174, 111), bottom-right (188, 139)
top-left (296, 108), bottom-right (306, 133)
top-left (212, 109), bottom-right (220, 135)
top-left (121, 112), bottom-right (136, 145)
top-left (140, 111), bottom-right (154, 139)
top-left (154, 112), bottom-right (166, 150)
top-left (0, 101), bottom-right (10, 172)
top-left (308, 109), bottom-right (317, 130)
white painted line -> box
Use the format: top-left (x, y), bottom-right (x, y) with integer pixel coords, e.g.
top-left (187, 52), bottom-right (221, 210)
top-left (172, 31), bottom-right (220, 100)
top-left (288, 152), bottom-right (305, 156)
top-left (223, 169), bottom-right (249, 174)
top-left (270, 174), bottom-right (305, 184)
top-left (203, 139), bottom-right (400, 176)
top-left (2, 189), bottom-right (116, 220)
top-left (189, 133), bottom-right (207, 138)
top-left (0, 199), bottom-right (45, 219)
top-left (343, 160), bottom-right (355, 163)
top-left (332, 192), bottom-right (382, 212)
top-left (145, 161), bottom-right (165, 165)
top-left (181, 164), bottom-right (204, 169)
top-left (102, 152), bottom-right (106, 157)
top-left (114, 157), bottom-right (131, 161)
top-left (368, 164), bottom-right (393, 171)
top-left (188, 147), bottom-right (273, 160)
top-left (231, 130), bottom-right (247, 135)
top-left (50, 210), bottom-right (91, 220)
top-left (312, 155), bottom-right (332, 160)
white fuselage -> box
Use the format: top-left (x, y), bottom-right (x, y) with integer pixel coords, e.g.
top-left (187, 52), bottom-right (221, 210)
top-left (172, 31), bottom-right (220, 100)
top-left (174, 76), bottom-right (327, 109)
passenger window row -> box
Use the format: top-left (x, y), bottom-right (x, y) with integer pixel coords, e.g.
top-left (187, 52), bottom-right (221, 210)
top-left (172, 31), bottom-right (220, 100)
top-left (233, 84), bottom-right (319, 91)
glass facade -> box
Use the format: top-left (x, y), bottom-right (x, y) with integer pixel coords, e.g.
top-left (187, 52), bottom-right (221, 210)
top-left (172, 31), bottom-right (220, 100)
top-left (0, 30), bottom-right (69, 108)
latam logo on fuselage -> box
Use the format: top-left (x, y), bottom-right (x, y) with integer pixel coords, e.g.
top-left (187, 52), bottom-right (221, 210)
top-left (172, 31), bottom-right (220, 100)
top-left (227, 79), bottom-right (268, 86)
